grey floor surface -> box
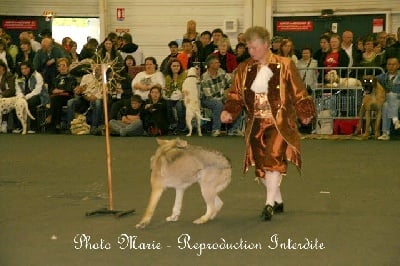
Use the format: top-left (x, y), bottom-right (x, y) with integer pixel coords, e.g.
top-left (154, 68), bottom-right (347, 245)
top-left (0, 134), bottom-right (399, 266)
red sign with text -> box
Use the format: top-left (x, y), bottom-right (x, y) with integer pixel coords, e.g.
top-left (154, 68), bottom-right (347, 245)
top-left (2, 19), bottom-right (38, 30)
top-left (117, 8), bottom-right (125, 21)
top-left (276, 21), bottom-right (313, 32)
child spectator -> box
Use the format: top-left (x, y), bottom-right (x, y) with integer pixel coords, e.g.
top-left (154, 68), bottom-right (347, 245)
top-left (109, 95), bottom-right (144, 136)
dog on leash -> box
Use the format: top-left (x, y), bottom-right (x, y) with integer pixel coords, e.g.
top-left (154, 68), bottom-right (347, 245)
top-left (135, 138), bottom-right (231, 229)
top-left (325, 70), bottom-right (362, 88)
top-left (354, 76), bottom-right (386, 138)
top-left (182, 67), bottom-right (202, 136)
top-left (0, 96), bottom-right (35, 134)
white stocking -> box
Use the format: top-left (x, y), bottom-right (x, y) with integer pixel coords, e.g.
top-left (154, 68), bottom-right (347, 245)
top-left (261, 170), bottom-right (282, 206)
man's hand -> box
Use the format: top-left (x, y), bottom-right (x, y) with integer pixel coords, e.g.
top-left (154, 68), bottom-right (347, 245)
top-left (88, 95), bottom-right (97, 102)
top-left (46, 58), bottom-right (55, 66)
top-left (52, 88), bottom-right (63, 94)
top-left (301, 117), bottom-right (313, 125)
top-left (220, 110), bottom-right (233, 123)
top-left (74, 86), bottom-right (83, 95)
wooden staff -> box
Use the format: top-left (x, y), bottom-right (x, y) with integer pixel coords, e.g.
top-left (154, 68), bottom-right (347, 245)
top-left (85, 63), bottom-right (134, 218)
top-left (101, 63), bottom-right (114, 211)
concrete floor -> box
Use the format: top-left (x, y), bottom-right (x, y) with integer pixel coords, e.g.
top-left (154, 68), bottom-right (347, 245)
top-left (0, 134), bottom-right (399, 266)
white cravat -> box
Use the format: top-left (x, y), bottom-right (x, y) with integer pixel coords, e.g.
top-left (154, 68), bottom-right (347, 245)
top-left (250, 65), bottom-right (273, 93)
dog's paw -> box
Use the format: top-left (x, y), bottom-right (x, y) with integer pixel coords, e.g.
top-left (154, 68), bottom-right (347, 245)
top-left (193, 216), bottom-right (209, 224)
top-left (135, 220), bottom-right (149, 229)
top-left (135, 223), bottom-right (147, 229)
top-left (166, 214), bottom-right (179, 222)
top-left (186, 133), bottom-right (192, 137)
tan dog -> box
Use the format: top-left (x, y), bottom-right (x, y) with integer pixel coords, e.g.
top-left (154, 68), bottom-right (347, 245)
top-left (354, 76), bottom-right (386, 138)
top-left (0, 96), bottom-right (35, 134)
top-left (136, 138), bottom-right (231, 229)
top-left (325, 70), bottom-right (362, 88)
top-left (182, 67), bottom-right (202, 136)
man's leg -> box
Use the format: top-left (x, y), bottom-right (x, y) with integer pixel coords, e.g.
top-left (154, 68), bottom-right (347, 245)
top-left (201, 98), bottom-right (222, 134)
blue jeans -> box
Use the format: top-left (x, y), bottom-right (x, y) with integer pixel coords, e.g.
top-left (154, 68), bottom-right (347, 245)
top-left (166, 100), bottom-right (186, 131)
top-left (109, 119), bottom-right (144, 136)
top-left (201, 97), bottom-right (223, 131)
top-left (67, 97), bottom-right (104, 128)
top-left (90, 99), bottom-right (103, 127)
top-left (228, 111), bottom-right (245, 133)
top-left (381, 92), bottom-right (400, 134)
top-left (67, 98), bottom-right (76, 128)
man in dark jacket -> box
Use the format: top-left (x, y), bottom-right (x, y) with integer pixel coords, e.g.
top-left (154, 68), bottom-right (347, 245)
top-left (33, 37), bottom-right (70, 90)
top-left (160, 41), bottom-right (179, 74)
top-left (119, 33), bottom-right (144, 65)
top-left (386, 27), bottom-right (400, 62)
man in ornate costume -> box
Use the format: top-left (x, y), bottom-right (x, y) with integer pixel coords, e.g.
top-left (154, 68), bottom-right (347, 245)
top-left (221, 26), bottom-right (315, 221)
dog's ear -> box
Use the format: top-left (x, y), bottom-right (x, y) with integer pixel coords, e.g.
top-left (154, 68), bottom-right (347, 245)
top-left (156, 138), bottom-right (167, 145)
top-left (175, 137), bottom-right (188, 148)
top-left (187, 67), bottom-right (197, 77)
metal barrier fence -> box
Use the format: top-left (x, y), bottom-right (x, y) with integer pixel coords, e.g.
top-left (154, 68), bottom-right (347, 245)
top-left (297, 66), bottom-right (385, 134)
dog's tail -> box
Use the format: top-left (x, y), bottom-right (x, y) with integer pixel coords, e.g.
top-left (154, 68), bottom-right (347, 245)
top-left (27, 109), bottom-right (35, 120)
top-left (24, 100), bottom-right (35, 120)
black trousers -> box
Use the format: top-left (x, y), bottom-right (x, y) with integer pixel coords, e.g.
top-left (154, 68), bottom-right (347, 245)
top-left (49, 95), bottom-right (71, 126)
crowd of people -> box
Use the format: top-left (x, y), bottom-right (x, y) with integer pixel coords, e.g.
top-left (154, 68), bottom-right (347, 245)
top-left (0, 22), bottom-right (399, 138)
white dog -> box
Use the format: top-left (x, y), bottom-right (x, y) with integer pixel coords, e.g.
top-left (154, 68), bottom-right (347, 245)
top-left (326, 70), bottom-right (362, 88)
top-left (135, 138), bottom-right (231, 229)
top-left (182, 67), bottom-right (202, 136)
top-left (0, 96), bottom-right (35, 134)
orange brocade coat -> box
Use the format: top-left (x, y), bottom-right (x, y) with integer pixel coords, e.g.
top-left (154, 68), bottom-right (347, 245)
top-left (223, 54), bottom-right (316, 176)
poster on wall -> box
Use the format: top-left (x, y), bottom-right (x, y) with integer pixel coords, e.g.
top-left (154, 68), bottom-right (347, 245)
top-left (276, 21), bottom-right (313, 32)
top-left (2, 19), bottom-right (38, 30)
top-left (372, 18), bottom-right (384, 33)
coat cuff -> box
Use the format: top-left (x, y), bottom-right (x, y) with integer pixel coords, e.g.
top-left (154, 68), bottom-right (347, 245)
top-left (223, 99), bottom-right (243, 121)
top-left (295, 96), bottom-right (316, 121)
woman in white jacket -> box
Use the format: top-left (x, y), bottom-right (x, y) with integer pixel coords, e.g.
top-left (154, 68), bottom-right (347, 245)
top-left (296, 47), bottom-right (318, 93)
top-left (131, 57), bottom-right (165, 101)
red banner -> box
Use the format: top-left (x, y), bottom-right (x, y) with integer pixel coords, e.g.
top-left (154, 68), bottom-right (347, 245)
top-left (276, 21), bottom-right (313, 32)
top-left (2, 19), bottom-right (38, 30)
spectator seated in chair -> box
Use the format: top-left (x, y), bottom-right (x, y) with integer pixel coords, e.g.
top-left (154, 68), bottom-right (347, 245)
top-left (15, 61), bottom-right (49, 133)
top-left (200, 54), bottom-right (239, 137)
top-left (67, 63), bottom-right (103, 135)
top-left (141, 85), bottom-right (169, 136)
top-left (376, 57), bottom-right (400, 140)
top-left (43, 58), bottom-right (77, 133)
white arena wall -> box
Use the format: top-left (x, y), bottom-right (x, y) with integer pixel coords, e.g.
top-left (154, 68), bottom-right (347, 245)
top-left (0, 0), bottom-right (399, 63)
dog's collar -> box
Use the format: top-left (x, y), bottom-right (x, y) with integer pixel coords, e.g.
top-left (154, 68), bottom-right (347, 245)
top-left (187, 75), bottom-right (198, 78)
